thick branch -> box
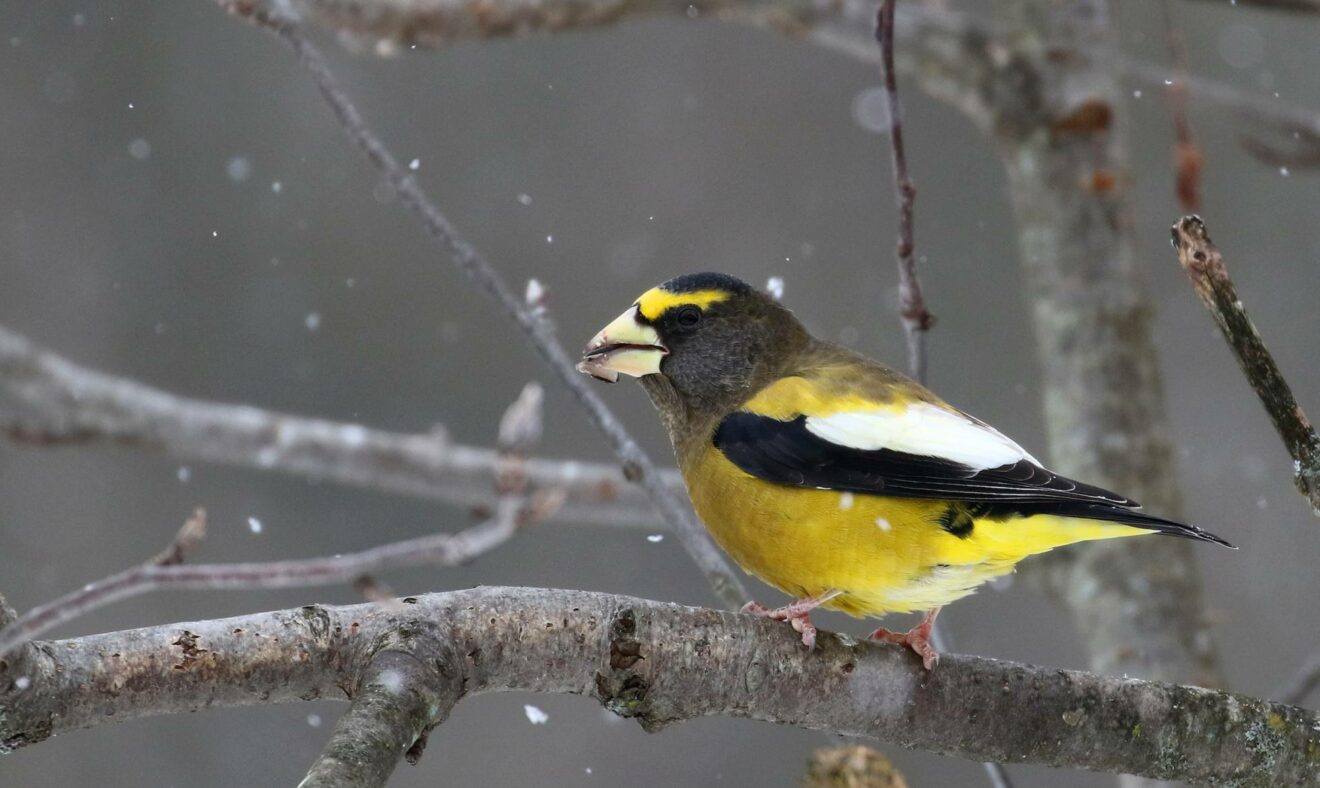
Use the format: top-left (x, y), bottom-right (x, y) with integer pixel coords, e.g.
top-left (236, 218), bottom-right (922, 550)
top-left (2, 587), bottom-right (1316, 784)
top-left (1170, 216), bottom-right (1320, 515)
top-left (301, 647), bottom-right (462, 788)
top-left (216, 2), bottom-right (748, 610)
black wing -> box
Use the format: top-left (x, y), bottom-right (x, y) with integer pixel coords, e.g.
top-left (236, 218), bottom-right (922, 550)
top-left (712, 412), bottom-right (1232, 546)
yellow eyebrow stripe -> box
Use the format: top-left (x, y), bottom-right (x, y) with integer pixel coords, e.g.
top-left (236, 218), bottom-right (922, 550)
top-left (635, 288), bottom-right (733, 321)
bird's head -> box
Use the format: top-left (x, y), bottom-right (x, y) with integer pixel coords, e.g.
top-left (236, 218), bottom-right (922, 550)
top-left (577, 272), bottom-right (809, 417)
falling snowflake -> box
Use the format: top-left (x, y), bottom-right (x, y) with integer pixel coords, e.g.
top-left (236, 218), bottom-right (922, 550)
top-left (247, 517), bottom-right (263, 534)
top-left (524, 704), bottom-right (549, 725)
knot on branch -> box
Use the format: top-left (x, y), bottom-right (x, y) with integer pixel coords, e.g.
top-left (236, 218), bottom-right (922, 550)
top-left (593, 607), bottom-right (655, 728)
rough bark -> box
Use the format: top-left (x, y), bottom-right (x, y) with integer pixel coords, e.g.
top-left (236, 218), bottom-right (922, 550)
top-left (2, 587), bottom-right (1316, 785)
top-left (301, 647), bottom-right (462, 787)
top-left (1170, 216), bottom-right (1320, 516)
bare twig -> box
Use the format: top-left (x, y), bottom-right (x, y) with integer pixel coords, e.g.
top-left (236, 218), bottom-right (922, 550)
top-left (1183, 0), bottom-right (1320, 11)
top-left (1170, 216), bottom-right (1320, 515)
top-left (0, 495), bottom-right (559, 658)
top-left (1240, 124), bottom-right (1320, 170)
top-left (4, 587), bottom-right (1318, 784)
top-left (0, 323), bottom-right (668, 529)
top-left (301, 648), bottom-right (463, 788)
top-left (0, 382), bottom-right (564, 659)
top-left (277, 0), bottom-right (1320, 169)
top-left (875, 0), bottom-right (934, 385)
top-left (1273, 650), bottom-right (1320, 706)
top-left (1158, 0), bottom-right (1202, 212)
top-left (1117, 57), bottom-right (1320, 156)
top-left (214, 0), bottom-right (748, 611)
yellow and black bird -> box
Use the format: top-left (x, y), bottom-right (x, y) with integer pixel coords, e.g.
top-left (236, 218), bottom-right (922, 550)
top-left (578, 273), bottom-right (1231, 669)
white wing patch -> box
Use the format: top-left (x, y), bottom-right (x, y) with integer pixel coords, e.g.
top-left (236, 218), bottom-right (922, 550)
top-left (803, 403), bottom-right (1039, 471)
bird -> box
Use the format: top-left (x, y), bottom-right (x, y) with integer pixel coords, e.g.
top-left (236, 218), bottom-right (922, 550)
top-left (576, 272), bottom-right (1232, 669)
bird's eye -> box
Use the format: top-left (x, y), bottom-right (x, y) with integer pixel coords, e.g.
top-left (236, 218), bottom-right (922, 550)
top-left (675, 306), bottom-right (702, 327)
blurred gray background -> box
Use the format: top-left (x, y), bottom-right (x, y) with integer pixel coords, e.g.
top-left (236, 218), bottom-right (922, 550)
top-left (2, 1), bottom-right (1318, 786)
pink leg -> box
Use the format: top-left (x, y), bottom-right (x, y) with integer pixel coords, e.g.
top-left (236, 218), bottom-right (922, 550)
top-left (742, 590), bottom-right (841, 650)
top-left (869, 608), bottom-right (941, 670)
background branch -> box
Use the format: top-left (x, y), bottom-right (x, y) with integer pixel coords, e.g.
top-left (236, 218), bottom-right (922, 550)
top-left (875, 0), bottom-right (935, 385)
top-left (0, 487), bottom-right (560, 659)
top-left (1273, 650), bottom-right (1320, 707)
top-left (2, 587), bottom-right (1316, 784)
top-left (284, 0), bottom-right (1320, 157)
top-left (0, 323), bottom-right (666, 529)
top-left (991, 11), bottom-right (1227, 773)
top-left (217, 0), bottom-right (749, 610)
top-left (1170, 216), bottom-right (1320, 515)
top-left (1158, 0), bottom-right (1202, 213)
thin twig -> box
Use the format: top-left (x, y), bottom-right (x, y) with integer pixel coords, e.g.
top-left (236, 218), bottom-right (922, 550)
top-left (1183, 0), bottom-right (1320, 11)
top-left (1170, 216), bottom-right (1320, 516)
top-left (1273, 650), bottom-right (1320, 706)
top-left (0, 494), bottom-right (560, 659)
top-left (215, 0), bottom-right (748, 610)
top-left (0, 323), bottom-right (669, 529)
top-left (1158, 0), bottom-right (1202, 212)
top-left (875, 0), bottom-right (934, 385)
top-left (0, 384), bottom-right (562, 659)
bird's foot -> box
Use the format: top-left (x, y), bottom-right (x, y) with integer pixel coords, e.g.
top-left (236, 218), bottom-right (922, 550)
top-left (742, 591), bottom-right (839, 650)
top-left (869, 609), bottom-right (940, 670)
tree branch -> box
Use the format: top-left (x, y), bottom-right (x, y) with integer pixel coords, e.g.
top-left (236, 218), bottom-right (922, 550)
top-left (214, 0), bottom-right (748, 611)
top-left (0, 492), bottom-right (562, 659)
top-left (1170, 216), bottom-right (1320, 516)
top-left (1183, 0), bottom-right (1320, 12)
top-left (1158, 0), bottom-right (1203, 213)
top-left (2, 587), bottom-right (1316, 784)
top-left (1273, 650), bottom-right (1320, 707)
top-left (0, 323), bottom-right (667, 529)
top-left (875, 0), bottom-right (935, 385)
top-left (301, 647), bottom-right (463, 787)
top-left (279, 0), bottom-right (1320, 160)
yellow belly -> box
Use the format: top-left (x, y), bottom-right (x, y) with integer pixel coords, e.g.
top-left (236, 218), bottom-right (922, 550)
top-left (683, 449), bottom-right (1145, 618)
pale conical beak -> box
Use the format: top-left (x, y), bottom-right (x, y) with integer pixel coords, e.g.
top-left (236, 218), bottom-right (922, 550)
top-left (576, 305), bottom-right (668, 383)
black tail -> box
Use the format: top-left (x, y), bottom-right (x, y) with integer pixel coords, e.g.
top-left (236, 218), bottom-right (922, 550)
top-left (1025, 501), bottom-right (1235, 548)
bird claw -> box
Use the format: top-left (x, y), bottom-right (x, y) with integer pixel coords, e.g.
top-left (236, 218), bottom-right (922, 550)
top-left (743, 599), bottom-right (821, 650)
top-left (869, 610), bottom-right (941, 670)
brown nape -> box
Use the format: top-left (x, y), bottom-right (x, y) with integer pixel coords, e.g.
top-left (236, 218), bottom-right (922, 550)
top-left (640, 290), bottom-right (812, 453)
